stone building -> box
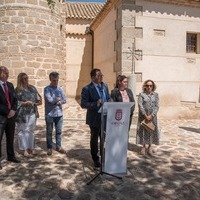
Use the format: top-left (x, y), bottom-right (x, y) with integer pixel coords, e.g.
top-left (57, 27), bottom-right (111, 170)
top-left (0, 0), bottom-right (200, 119)
top-left (0, 0), bottom-right (66, 95)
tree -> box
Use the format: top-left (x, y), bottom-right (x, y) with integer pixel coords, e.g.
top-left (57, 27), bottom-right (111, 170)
top-left (46, 0), bottom-right (56, 11)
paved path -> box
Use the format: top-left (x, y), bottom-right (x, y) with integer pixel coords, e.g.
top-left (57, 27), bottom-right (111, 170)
top-left (0, 99), bottom-right (200, 200)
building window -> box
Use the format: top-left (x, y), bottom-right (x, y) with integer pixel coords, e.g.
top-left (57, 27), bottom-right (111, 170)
top-left (154, 29), bottom-right (165, 37)
top-left (186, 33), bottom-right (197, 53)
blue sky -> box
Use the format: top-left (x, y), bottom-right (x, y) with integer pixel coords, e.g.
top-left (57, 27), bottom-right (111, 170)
top-left (66, 0), bottom-right (106, 2)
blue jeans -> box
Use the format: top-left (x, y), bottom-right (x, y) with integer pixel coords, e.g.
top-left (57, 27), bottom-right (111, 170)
top-left (45, 115), bottom-right (63, 149)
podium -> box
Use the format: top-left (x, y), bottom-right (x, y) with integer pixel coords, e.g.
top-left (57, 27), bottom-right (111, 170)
top-left (102, 102), bottom-right (134, 174)
top-left (87, 102), bottom-right (134, 184)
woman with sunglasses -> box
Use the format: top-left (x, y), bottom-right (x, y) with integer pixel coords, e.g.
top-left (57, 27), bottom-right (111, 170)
top-left (15, 73), bottom-right (42, 157)
top-left (136, 79), bottom-right (159, 155)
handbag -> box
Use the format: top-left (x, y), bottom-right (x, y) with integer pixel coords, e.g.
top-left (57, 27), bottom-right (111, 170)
top-left (34, 104), bottom-right (40, 118)
top-left (35, 91), bottom-right (42, 118)
top-left (141, 119), bottom-right (155, 132)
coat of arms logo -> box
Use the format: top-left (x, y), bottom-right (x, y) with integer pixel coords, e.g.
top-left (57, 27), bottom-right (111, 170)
top-left (115, 109), bottom-right (122, 121)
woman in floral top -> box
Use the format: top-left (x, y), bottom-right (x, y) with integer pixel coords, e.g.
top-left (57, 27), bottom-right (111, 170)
top-left (15, 73), bottom-right (42, 157)
top-left (136, 80), bottom-right (160, 156)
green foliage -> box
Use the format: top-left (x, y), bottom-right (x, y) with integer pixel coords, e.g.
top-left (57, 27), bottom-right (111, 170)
top-left (46, 0), bottom-right (56, 12)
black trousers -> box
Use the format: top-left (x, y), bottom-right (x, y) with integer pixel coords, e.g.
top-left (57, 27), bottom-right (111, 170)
top-left (0, 115), bottom-right (15, 159)
top-left (89, 125), bottom-right (102, 162)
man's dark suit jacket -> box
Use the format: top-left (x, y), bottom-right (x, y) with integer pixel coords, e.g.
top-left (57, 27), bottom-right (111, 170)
top-left (81, 82), bottom-right (110, 128)
top-left (0, 81), bottom-right (17, 117)
top-left (0, 81), bottom-right (18, 159)
top-left (110, 87), bottom-right (135, 116)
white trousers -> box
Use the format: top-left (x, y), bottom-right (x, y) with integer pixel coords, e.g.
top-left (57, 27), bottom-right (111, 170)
top-left (17, 113), bottom-right (36, 150)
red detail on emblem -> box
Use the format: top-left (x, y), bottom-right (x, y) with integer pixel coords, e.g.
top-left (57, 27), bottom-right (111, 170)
top-left (115, 109), bottom-right (122, 121)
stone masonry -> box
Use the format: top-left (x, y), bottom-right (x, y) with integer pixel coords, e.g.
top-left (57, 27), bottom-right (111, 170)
top-left (0, 0), bottom-right (66, 94)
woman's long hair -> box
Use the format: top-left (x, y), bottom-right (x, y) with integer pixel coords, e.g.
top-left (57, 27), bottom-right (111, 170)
top-left (16, 72), bottom-right (29, 90)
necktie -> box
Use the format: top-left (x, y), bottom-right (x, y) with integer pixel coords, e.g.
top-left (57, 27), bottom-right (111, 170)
top-left (97, 84), bottom-right (106, 102)
top-left (3, 82), bottom-right (11, 109)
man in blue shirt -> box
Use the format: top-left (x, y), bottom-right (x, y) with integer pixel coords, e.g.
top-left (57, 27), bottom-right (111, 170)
top-left (44, 72), bottom-right (66, 156)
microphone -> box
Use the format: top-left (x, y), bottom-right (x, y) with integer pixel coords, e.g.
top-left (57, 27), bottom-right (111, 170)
top-left (100, 82), bottom-right (105, 104)
top-left (100, 82), bottom-right (103, 92)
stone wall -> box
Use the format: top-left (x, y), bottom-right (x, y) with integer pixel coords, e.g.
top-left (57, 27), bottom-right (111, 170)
top-left (0, 0), bottom-right (66, 95)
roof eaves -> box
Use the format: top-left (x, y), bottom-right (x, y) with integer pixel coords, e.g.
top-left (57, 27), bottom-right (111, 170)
top-left (65, 2), bottom-right (104, 20)
top-left (90, 0), bottom-right (117, 31)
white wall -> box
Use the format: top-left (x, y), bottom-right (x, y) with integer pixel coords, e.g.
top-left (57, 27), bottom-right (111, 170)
top-left (134, 0), bottom-right (200, 118)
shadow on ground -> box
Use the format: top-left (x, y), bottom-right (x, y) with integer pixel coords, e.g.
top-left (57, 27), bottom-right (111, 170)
top-left (179, 126), bottom-right (200, 134)
top-left (1, 120), bottom-right (200, 199)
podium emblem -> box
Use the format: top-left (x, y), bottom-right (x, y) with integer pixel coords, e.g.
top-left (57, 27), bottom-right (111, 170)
top-left (115, 109), bottom-right (122, 121)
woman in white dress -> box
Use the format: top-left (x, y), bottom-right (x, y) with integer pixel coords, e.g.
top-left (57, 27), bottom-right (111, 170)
top-left (15, 73), bottom-right (42, 157)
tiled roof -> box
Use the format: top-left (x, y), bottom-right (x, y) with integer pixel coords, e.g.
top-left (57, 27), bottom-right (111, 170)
top-left (65, 2), bottom-right (105, 20)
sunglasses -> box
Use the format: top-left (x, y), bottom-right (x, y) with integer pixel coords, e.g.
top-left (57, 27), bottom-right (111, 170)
top-left (22, 77), bottom-right (28, 80)
top-left (146, 84), bottom-right (153, 87)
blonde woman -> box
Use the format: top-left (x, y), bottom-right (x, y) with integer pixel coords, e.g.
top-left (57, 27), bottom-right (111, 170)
top-left (136, 80), bottom-right (159, 155)
top-left (15, 73), bottom-right (42, 157)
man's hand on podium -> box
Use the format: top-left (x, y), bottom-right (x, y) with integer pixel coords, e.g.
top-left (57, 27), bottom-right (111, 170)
top-left (97, 98), bottom-right (103, 107)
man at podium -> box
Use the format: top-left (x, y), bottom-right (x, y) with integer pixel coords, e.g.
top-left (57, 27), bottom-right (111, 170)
top-left (81, 68), bottom-right (110, 168)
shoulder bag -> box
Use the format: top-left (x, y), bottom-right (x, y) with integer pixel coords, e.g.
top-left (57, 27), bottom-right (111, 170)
top-left (141, 119), bottom-right (155, 132)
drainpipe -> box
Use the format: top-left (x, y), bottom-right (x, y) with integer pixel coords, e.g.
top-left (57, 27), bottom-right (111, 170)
top-left (86, 26), bottom-right (94, 69)
top-left (91, 29), bottom-right (94, 69)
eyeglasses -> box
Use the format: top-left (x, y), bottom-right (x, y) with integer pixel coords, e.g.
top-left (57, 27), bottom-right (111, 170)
top-left (146, 84), bottom-right (153, 87)
top-left (96, 74), bottom-right (104, 77)
top-left (51, 79), bottom-right (58, 82)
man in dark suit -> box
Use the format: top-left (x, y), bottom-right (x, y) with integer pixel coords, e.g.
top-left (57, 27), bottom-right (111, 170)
top-left (0, 66), bottom-right (20, 170)
top-left (81, 68), bottom-right (110, 168)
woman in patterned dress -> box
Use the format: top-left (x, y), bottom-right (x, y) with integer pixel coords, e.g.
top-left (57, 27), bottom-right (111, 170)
top-left (136, 80), bottom-right (159, 155)
top-left (15, 73), bottom-right (42, 157)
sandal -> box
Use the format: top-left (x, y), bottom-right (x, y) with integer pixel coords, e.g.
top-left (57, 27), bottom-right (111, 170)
top-left (24, 150), bottom-right (30, 157)
top-left (147, 148), bottom-right (155, 156)
top-left (31, 150), bottom-right (36, 155)
top-left (140, 147), bottom-right (146, 155)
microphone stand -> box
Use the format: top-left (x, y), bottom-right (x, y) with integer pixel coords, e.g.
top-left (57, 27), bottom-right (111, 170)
top-left (87, 102), bottom-right (122, 185)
